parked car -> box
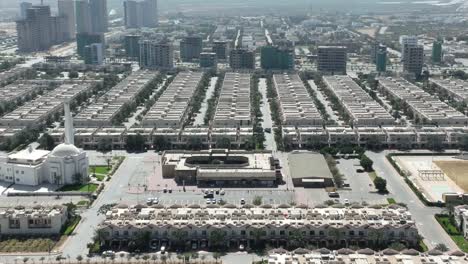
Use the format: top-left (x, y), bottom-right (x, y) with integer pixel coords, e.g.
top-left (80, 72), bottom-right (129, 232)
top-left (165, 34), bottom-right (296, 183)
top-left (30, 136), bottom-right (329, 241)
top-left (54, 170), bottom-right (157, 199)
top-left (328, 192), bottom-right (339, 198)
top-left (240, 198), bottom-right (246, 205)
top-left (344, 199), bottom-right (350, 206)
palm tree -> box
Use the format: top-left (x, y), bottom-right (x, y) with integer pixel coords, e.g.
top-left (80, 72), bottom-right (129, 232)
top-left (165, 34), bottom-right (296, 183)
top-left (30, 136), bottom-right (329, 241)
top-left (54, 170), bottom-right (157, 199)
top-left (39, 257), bottom-right (45, 264)
top-left (151, 255), bottom-right (158, 263)
top-left (142, 255), bottom-right (150, 264)
top-left (160, 255), bottom-right (167, 264)
top-left (76, 255), bottom-right (83, 264)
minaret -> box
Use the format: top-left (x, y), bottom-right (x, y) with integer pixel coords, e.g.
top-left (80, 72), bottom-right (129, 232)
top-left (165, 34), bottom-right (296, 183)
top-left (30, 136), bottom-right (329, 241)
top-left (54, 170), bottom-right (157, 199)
top-left (63, 99), bottom-right (74, 145)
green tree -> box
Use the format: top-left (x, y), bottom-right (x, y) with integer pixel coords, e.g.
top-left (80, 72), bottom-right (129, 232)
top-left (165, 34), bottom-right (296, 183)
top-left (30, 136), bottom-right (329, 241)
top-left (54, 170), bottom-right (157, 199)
top-left (389, 242), bottom-right (406, 251)
top-left (69, 71), bottom-right (79, 79)
top-left (360, 155), bottom-right (374, 172)
top-left (253, 196), bottom-right (263, 206)
top-left (435, 243), bottom-right (449, 252)
top-left (209, 230), bottom-right (225, 249)
top-left (38, 133), bottom-right (56, 150)
top-left (153, 135), bottom-right (170, 150)
top-left (216, 137), bottom-right (231, 149)
top-left (374, 176), bottom-right (387, 193)
top-left (188, 137), bottom-right (203, 150)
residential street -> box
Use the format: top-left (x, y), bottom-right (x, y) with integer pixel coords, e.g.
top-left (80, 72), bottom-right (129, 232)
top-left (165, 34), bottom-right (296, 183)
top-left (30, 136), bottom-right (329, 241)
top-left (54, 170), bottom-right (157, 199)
top-left (367, 151), bottom-right (458, 250)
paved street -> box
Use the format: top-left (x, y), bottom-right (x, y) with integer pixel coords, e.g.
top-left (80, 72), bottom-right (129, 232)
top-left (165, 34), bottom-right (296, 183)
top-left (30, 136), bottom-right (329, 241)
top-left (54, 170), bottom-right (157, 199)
top-left (367, 151), bottom-right (458, 250)
top-left (307, 80), bottom-right (342, 124)
top-left (258, 78), bottom-right (276, 151)
top-left (193, 76), bottom-right (217, 126)
top-left (0, 150), bottom-right (462, 263)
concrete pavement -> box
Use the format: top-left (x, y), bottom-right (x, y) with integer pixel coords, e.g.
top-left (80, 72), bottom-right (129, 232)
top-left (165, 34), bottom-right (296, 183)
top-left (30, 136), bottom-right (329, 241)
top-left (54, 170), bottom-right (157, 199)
top-left (258, 78), bottom-right (276, 151)
top-left (366, 151), bottom-right (458, 250)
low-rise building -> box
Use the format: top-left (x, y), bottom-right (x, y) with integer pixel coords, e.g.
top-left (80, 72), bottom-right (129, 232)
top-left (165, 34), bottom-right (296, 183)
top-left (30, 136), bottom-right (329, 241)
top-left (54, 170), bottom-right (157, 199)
top-left (97, 204), bottom-right (418, 250)
top-left (0, 81), bottom-right (96, 128)
top-left (0, 205), bottom-right (68, 236)
top-left (379, 77), bottom-right (468, 126)
top-left (162, 149), bottom-right (277, 186)
top-left (142, 71), bottom-right (203, 128)
top-left (323, 76), bottom-right (394, 126)
top-left (74, 70), bottom-right (158, 127)
top-left (430, 78), bottom-right (468, 103)
top-left (213, 72), bottom-right (251, 128)
top-left (454, 205), bottom-right (468, 239)
top-left (273, 73), bottom-right (323, 126)
top-left (289, 152), bottom-right (334, 187)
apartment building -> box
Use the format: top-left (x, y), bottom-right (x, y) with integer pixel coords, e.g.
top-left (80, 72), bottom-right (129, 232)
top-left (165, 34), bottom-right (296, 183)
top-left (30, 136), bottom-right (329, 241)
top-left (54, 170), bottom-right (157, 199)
top-left (139, 40), bottom-right (174, 69)
top-left (142, 71), bottom-right (203, 128)
top-left (213, 72), bottom-right (251, 128)
top-left (74, 70), bottom-right (159, 127)
top-left (430, 78), bottom-right (468, 103)
top-left (180, 36), bottom-right (203, 62)
top-left (323, 76), bottom-right (395, 126)
top-left (229, 49), bottom-right (255, 70)
top-left (273, 73), bottom-right (323, 127)
top-left (0, 206), bottom-right (68, 235)
top-left (317, 46), bottom-right (347, 74)
top-left (378, 77), bottom-right (468, 126)
top-left (98, 204), bottom-right (418, 250)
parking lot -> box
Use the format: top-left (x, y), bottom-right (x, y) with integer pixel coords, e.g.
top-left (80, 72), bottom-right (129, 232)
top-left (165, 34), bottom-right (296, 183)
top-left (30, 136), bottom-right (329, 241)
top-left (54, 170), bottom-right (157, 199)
top-left (336, 158), bottom-right (388, 204)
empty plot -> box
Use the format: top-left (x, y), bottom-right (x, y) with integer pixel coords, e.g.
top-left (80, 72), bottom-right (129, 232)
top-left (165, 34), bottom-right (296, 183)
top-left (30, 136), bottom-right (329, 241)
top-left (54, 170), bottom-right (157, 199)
top-left (434, 160), bottom-right (468, 192)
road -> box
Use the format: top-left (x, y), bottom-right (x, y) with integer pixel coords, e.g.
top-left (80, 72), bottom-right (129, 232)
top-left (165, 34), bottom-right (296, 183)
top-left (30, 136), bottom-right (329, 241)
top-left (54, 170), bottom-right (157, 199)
top-left (366, 151), bottom-right (458, 250)
top-left (307, 80), bottom-right (342, 124)
top-left (193, 77), bottom-right (217, 126)
top-left (258, 78), bottom-right (276, 151)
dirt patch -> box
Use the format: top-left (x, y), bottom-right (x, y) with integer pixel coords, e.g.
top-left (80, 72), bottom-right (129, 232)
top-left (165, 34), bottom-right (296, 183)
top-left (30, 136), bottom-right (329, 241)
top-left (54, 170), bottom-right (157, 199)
top-left (434, 160), bottom-right (468, 192)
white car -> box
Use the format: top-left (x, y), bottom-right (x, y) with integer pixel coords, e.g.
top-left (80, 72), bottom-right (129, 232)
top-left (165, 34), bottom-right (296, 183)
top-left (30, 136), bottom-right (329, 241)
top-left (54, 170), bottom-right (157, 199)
top-left (219, 189), bottom-right (225, 195)
top-left (206, 199), bottom-right (212, 204)
top-left (344, 199), bottom-right (350, 205)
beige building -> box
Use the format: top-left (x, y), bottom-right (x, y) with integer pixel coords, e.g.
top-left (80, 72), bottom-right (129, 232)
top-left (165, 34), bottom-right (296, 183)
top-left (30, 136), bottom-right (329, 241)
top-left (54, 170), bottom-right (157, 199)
top-left (0, 205), bottom-right (68, 235)
top-left (378, 77), bottom-right (468, 126)
top-left (142, 71), bottom-right (203, 128)
top-left (97, 204), bottom-right (418, 251)
top-left (162, 149), bottom-right (278, 186)
top-left (323, 76), bottom-right (395, 126)
top-left (213, 72), bottom-right (251, 128)
top-left (273, 73), bottom-right (323, 127)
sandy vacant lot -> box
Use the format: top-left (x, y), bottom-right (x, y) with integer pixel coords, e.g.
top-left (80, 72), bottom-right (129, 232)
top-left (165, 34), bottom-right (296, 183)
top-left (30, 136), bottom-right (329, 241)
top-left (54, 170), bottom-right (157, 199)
top-left (434, 160), bottom-right (468, 192)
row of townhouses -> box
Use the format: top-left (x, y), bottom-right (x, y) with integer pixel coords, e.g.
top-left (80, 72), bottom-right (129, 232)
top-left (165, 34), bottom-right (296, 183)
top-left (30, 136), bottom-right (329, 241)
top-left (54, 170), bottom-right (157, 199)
top-left (97, 204), bottom-right (418, 250)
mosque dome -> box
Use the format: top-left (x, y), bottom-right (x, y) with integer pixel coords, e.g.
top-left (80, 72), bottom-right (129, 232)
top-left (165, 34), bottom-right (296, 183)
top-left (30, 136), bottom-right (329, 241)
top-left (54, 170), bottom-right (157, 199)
top-left (50, 143), bottom-right (81, 157)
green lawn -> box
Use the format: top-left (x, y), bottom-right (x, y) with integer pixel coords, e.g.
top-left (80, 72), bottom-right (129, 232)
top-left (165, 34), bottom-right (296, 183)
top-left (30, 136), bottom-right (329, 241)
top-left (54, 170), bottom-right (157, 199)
top-left (77, 200), bottom-right (89, 206)
top-left (89, 166), bottom-right (110, 175)
top-left (435, 214), bottom-right (468, 252)
top-left (387, 198), bottom-right (396, 204)
top-left (62, 216), bottom-right (81, 236)
top-left (57, 183), bottom-right (98, 192)
top-left (95, 174), bottom-right (105, 181)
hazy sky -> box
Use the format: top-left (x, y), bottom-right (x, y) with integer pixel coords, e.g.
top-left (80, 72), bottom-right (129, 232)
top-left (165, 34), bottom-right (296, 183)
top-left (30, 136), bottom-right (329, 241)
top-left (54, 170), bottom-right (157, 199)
top-left (0, 0), bottom-right (461, 15)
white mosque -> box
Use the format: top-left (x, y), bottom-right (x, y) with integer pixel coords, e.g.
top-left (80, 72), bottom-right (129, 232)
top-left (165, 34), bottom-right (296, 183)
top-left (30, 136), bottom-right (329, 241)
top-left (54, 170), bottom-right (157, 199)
top-left (0, 100), bottom-right (89, 186)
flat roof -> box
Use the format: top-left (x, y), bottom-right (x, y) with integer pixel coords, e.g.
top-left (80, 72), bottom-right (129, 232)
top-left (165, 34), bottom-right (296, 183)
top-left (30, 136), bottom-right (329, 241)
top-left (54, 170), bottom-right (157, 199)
top-left (288, 152), bottom-right (333, 180)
